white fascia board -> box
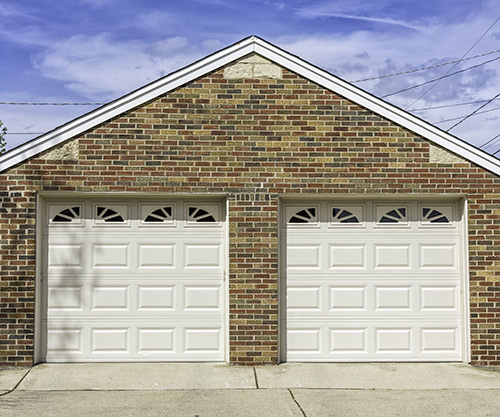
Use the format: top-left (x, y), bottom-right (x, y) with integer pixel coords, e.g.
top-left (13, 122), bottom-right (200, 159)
top-left (0, 38), bottom-right (256, 173)
top-left (253, 38), bottom-right (500, 177)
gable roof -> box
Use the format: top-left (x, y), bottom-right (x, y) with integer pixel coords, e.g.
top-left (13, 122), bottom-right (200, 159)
top-left (1, 35), bottom-right (500, 176)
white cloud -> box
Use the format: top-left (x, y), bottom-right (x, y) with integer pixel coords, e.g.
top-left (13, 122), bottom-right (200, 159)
top-left (295, 0), bottom-right (424, 31)
top-left (146, 37), bottom-right (190, 57)
top-left (135, 11), bottom-right (178, 32)
top-left (0, 2), bottom-right (39, 19)
top-left (78, 0), bottom-right (116, 9)
top-left (297, 11), bottom-right (423, 31)
top-left (32, 34), bottom-right (208, 100)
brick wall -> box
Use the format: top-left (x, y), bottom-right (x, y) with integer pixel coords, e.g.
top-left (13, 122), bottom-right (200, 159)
top-left (0, 59), bottom-right (499, 366)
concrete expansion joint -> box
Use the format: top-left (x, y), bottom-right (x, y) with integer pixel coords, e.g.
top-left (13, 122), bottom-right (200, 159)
top-left (288, 388), bottom-right (308, 417)
top-left (0, 368), bottom-right (31, 397)
top-left (253, 366), bottom-right (260, 389)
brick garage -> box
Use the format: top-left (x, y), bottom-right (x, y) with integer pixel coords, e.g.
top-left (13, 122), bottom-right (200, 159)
top-left (0, 37), bottom-right (499, 367)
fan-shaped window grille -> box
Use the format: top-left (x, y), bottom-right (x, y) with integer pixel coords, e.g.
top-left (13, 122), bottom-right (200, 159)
top-left (289, 208), bottom-right (316, 224)
top-left (332, 208), bottom-right (359, 223)
top-left (188, 207), bottom-right (216, 223)
top-left (144, 207), bottom-right (173, 223)
top-left (96, 206), bottom-right (124, 223)
top-left (422, 208), bottom-right (449, 223)
top-left (52, 207), bottom-right (80, 222)
top-left (380, 207), bottom-right (407, 223)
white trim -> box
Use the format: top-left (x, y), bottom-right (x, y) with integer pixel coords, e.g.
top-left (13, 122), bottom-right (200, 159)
top-left (34, 193), bottom-right (44, 364)
top-left (1, 35), bottom-right (499, 176)
top-left (460, 197), bottom-right (471, 363)
top-left (224, 197), bottom-right (230, 363)
top-left (277, 197), bottom-right (284, 363)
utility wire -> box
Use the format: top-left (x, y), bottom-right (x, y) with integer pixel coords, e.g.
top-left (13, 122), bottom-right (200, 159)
top-left (410, 98), bottom-right (500, 112)
top-left (4, 132), bottom-right (45, 135)
top-left (382, 55), bottom-right (500, 98)
top-left (447, 92), bottom-right (500, 131)
top-left (492, 147), bottom-right (500, 156)
top-left (0, 101), bottom-right (104, 106)
top-left (433, 105), bottom-right (500, 124)
top-left (479, 132), bottom-right (500, 149)
top-left (405, 14), bottom-right (500, 109)
top-left (351, 48), bottom-right (500, 83)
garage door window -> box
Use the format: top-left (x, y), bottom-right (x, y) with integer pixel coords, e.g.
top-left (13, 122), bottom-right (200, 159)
top-left (51, 206), bottom-right (81, 223)
top-left (144, 207), bottom-right (173, 223)
top-left (96, 206), bottom-right (125, 223)
top-left (288, 208), bottom-right (316, 224)
top-left (422, 207), bottom-right (449, 223)
top-left (187, 206), bottom-right (218, 223)
top-left (379, 207), bottom-right (407, 223)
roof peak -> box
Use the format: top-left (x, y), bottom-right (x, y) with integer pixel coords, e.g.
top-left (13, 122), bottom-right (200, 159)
top-left (1, 36), bottom-right (499, 175)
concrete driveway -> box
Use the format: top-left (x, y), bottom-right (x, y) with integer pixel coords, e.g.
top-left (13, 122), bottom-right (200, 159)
top-left (1, 363), bottom-right (499, 416)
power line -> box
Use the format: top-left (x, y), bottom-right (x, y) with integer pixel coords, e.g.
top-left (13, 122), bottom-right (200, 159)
top-left (492, 147), bottom-right (500, 156)
top-left (405, 14), bottom-right (500, 109)
top-left (0, 101), bottom-right (104, 106)
top-left (4, 132), bottom-right (45, 135)
top-left (432, 105), bottom-right (500, 124)
top-left (350, 48), bottom-right (500, 83)
top-left (410, 98), bottom-right (500, 112)
top-left (479, 132), bottom-right (500, 149)
top-left (382, 55), bottom-right (500, 98)
top-left (447, 92), bottom-right (500, 131)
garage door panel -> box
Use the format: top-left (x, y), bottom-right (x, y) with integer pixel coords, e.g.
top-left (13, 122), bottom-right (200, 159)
top-left (420, 286), bottom-right (459, 310)
top-left (283, 201), bottom-right (464, 362)
top-left (44, 199), bottom-right (226, 362)
top-left (48, 244), bottom-right (84, 269)
top-left (330, 286), bottom-right (366, 310)
top-left (92, 244), bottom-right (130, 269)
top-left (91, 286), bottom-right (130, 310)
top-left (329, 244), bottom-right (366, 269)
top-left (287, 244), bottom-right (321, 269)
top-left (184, 244), bottom-right (222, 268)
top-left (138, 286), bottom-right (175, 310)
top-left (374, 244), bottom-right (411, 268)
top-left (419, 244), bottom-right (458, 269)
top-left (47, 286), bottom-right (83, 310)
top-left (330, 328), bottom-right (367, 353)
top-left (138, 244), bottom-right (176, 268)
top-left (287, 286), bottom-right (321, 310)
top-left (138, 328), bottom-right (175, 353)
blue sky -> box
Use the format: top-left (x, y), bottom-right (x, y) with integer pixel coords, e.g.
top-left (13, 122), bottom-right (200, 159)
top-left (2, 0), bottom-right (500, 155)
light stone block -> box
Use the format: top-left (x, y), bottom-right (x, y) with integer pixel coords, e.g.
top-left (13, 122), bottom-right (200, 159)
top-left (429, 143), bottom-right (464, 164)
top-left (41, 140), bottom-right (79, 160)
top-left (224, 53), bottom-right (282, 80)
top-left (253, 63), bottom-right (282, 79)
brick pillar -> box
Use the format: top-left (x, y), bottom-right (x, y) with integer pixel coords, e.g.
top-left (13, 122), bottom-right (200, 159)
top-left (228, 193), bottom-right (279, 365)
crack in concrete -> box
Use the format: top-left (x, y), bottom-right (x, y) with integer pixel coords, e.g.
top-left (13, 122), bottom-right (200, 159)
top-left (288, 388), bottom-right (307, 417)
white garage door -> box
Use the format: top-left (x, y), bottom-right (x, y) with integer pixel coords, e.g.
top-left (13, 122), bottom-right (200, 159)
top-left (42, 199), bottom-right (226, 362)
top-left (282, 201), bottom-right (465, 362)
